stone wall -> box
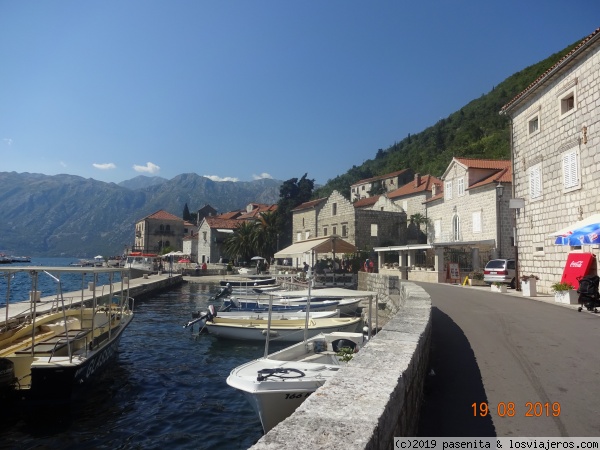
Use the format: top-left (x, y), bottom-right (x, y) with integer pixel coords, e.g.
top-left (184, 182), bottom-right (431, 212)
top-left (250, 274), bottom-right (432, 449)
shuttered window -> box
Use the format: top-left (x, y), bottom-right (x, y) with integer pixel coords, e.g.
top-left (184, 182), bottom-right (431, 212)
top-left (445, 181), bottom-right (453, 200)
top-left (562, 149), bottom-right (580, 190)
top-left (472, 211), bottom-right (481, 233)
top-left (529, 164), bottom-right (542, 199)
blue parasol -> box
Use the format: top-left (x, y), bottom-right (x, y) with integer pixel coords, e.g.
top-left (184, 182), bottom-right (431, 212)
top-left (551, 213), bottom-right (600, 245)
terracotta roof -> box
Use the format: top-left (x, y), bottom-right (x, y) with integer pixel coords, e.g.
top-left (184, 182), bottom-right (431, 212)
top-left (142, 210), bottom-right (182, 221)
top-left (453, 158), bottom-right (511, 171)
top-left (217, 211), bottom-right (243, 220)
top-left (387, 174), bottom-right (443, 199)
top-left (292, 197), bottom-right (327, 212)
top-left (238, 204), bottom-right (278, 219)
top-left (351, 169), bottom-right (411, 187)
top-left (468, 167), bottom-right (512, 190)
top-left (501, 27), bottom-right (600, 114)
top-left (205, 216), bottom-right (245, 230)
top-left (353, 195), bottom-right (380, 208)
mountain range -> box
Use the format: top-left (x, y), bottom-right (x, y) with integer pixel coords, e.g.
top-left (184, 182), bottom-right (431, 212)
top-left (0, 172), bottom-right (281, 257)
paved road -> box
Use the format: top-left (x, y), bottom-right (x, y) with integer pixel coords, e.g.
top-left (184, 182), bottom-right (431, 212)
top-left (414, 282), bottom-right (600, 437)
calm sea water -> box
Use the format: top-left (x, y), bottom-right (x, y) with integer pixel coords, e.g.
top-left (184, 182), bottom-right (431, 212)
top-left (0, 258), bottom-right (273, 449)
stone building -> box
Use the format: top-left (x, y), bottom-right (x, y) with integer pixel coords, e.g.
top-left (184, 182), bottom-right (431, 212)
top-left (373, 158), bottom-right (512, 281)
top-left (350, 169), bottom-right (414, 202)
top-left (289, 190), bottom-right (407, 267)
top-left (133, 210), bottom-right (187, 254)
top-left (500, 27), bottom-right (600, 294)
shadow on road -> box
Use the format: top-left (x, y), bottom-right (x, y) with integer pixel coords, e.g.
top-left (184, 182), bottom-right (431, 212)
top-left (417, 306), bottom-right (496, 436)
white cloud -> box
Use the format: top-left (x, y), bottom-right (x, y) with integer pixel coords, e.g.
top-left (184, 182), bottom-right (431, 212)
top-left (3, 138), bottom-right (13, 146)
top-left (133, 162), bottom-right (160, 174)
top-left (203, 175), bottom-right (239, 182)
top-left (252, 172), bottom-right (273, 180)
top-left (93, 162), bottom-right (116, 170)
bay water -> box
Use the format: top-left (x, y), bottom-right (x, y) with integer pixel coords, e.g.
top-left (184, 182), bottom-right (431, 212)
top-left (0, 258), bottom-right (274, 449)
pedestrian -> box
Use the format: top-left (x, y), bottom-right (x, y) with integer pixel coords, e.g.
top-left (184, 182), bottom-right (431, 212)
top-left (368, 259), bottom-right (374, 273)
top-left (364, 259), bottom-right (369, 272)
top-left (303, 262), bottom-right (309, 272)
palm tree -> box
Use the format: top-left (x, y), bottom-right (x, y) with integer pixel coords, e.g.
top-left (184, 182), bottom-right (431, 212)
top-left (254, 211), bottom-right (279, 260)
top-left (224, 221), bottom-right (258, 263)
top-left (410, 213), bottom-right (427, 231)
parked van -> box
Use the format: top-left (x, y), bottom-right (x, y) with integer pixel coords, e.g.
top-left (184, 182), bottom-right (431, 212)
top-left (483, 259), bottom-right (516, 288)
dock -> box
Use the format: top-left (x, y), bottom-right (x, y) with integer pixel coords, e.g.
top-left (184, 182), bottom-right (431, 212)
top-left (1, 269), bottom-right (184, 324)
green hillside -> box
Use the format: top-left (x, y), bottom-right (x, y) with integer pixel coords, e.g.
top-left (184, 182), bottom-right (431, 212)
top-left (314, 41), bottom-right (579, 199)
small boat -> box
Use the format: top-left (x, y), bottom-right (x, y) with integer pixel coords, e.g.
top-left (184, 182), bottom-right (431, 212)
top-left (222, 298), bottom-right (341, 313)
top-left (124, 254), bottom-right (159, 278)
top-left (273, 297), bottom-right (362, 316)
top-left (10, 256), bottom-right (31, 263)
top-left (227, 331), bottom-right (365, 433)
top-left (0, 265), bottom-right (134, 405)
top-left (220, 277), bottom-right (277, 287)
top-left (69, 259), bottom-right (94, 267)
top-left (203, 315), bottom-right (361, 342)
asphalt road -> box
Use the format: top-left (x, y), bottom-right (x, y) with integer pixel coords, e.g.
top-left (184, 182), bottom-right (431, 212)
top-left (414, 282), bottom-right (600, 437)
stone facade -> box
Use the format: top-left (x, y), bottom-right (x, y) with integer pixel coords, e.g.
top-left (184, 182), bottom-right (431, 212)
top-left (428, 159), bottom-right (514, 260)
top-left (133, 210), bottom-right (186, 254)
top-left (501, 29), bottom-right (600, 294)
top-left (317, 191), bottom-right (356, 243)
top-left (350, 169), bottom-right (414, 201)
top-left (292, 198), bottom-right (326, 243)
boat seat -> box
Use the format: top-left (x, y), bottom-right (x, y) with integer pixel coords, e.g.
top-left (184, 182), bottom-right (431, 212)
top-left (14, 329), bottom-right (92, 355)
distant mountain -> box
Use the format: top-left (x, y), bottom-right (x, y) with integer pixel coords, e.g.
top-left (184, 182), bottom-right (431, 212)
top-left (0, 171), bottom-right (281, 257)
top-left (118, 175), bottom-right (168, 190)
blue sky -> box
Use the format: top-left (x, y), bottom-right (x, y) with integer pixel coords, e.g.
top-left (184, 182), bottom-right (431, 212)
top-left (1, 2), bottom-right (598, 186)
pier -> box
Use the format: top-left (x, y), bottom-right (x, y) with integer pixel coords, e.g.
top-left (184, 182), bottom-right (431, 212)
top-left (1, 269), bottom-right (184, 325)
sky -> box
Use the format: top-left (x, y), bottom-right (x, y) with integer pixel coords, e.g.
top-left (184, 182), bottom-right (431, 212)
top-left (1, 2), bottom-right (598, 186)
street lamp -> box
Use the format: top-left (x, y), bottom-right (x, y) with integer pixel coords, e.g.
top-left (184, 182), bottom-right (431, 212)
top-left (496, 182), bottom-right (503, 258)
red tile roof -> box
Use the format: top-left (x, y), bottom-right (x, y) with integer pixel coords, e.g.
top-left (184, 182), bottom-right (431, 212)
top-left (501, 27), bottom-right (600, 114)
top-left (353, 195), bottom-right (380, 208)
top-left (451, 158), bottom-right (512, 190)
top-left (292, 198), bottom-right (327, 212)
top-left (205, 216), bottom-right (245, 230)
top-left (387, 174), bottom-right (443, 199)
top-left (143, 210), bottom-right (182, 221)
top-left (351, 169), bottom-right (411, 187)
top-left (217, 211), bottom-right (243, 220)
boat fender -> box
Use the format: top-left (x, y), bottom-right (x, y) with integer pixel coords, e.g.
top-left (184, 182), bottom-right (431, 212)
top-left (261, 329), bottom-right (279, 336)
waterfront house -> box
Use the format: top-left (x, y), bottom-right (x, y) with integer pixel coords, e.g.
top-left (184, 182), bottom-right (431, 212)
top-left (500, 27), bottom-right (600, 294)
top-left (133, 210), bottom-right (186, 255)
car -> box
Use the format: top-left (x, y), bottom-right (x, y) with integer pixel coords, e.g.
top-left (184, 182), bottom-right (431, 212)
top-left (483, 259), bottom-right (516, 288)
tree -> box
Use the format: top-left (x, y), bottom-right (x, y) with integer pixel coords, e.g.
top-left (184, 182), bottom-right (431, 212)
top-left (182, 203), bottom-right (191, 221)
top-left (254, 211), bottom-right (279, 260)
top-left (277, 174), bottom-right (315, 248)
top-left (223, 221), bottom-right (258, 263)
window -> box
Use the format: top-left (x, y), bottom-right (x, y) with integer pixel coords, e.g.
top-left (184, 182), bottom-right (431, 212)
top-left (341, 224), bottom-right (347, 237)
top-left (202, 231), bottom-right (207, 241)
top-left (332, 226), bottom-right (337, 235)
top-left (323, 227), bottom-right (328, 236)
top-left (452, 215), bottom-right (460, 241)
top-left (302, 218), bottom-right (305, 227)
top-left (457, 178), bottom-right (465, 196)
top-left (332, 203), bottom-right (337, 215)
top-left (361, 186), bottom-right (365, 191)
top-left (562, 147), bottom-right (580, 191)
top-left (371, 224), bottom-right (378, 237)
top-left (472, 211), bottom-right (481, 233)
top-left (445, 181), bottom-right (453, 200)
top-left (528, 164), bottom-right (542, 200)
top-left (305, 231), bottom-right (310, 240)
top-left (434, 219), bottom-right (441, 239)
top-left (528, 113), bottom-right (540, 135)
top-left (558, 83), bottom-right (577, 118)
top-left (297, 232), bottom-right (301, 241)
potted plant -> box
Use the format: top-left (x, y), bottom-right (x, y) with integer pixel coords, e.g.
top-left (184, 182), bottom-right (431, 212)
top-left (520, 274), bottom-right (539, 297)
top-left (469, 271), bottom-right (486, 286)
top-left (491, 281), bottom-right (507, 293)
top-left (551, 281), bottom-right (577, 304)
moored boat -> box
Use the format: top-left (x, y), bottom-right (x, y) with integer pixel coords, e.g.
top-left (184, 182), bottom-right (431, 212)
top-left (226, 331), bottom-right (365, 433)
top-left (203, 315), bottom-right (361, 342)
top-left (0, 265), bottom-right (134, 405)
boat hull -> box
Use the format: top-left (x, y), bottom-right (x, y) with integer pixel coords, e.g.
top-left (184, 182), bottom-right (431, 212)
top-left (206, 317), bottom-right (361, 342)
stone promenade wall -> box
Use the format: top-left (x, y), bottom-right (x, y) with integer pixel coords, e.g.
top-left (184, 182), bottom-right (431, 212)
top-left (251, 274), bottom-right (432, 450)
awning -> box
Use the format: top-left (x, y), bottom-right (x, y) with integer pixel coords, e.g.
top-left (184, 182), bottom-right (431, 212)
top-left (216, 228), bottom-right (234, 233)
top-left (551, 213), bottom-right (600, 245)
top-left (274, 236), bottom-right (357, 259)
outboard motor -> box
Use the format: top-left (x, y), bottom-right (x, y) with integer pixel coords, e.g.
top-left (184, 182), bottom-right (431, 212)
top-left (206, 304), bottom-right (217, 322)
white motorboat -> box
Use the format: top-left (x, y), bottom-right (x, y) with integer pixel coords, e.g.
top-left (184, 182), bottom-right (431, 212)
top-left (124, 254), bottom-right (159, 278)
top-left (191, 309), bottom-right (339, 321)
top-left (226, 331), bottom-right (365, 433)
top-left (0, 265), bottom-right (134, 405)
top-left (221, 297), bottom-right (341, 313)
top-left (273, 296), bottom-right (362, 316)
top-left (203, 314), bottom-right (360, 342)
